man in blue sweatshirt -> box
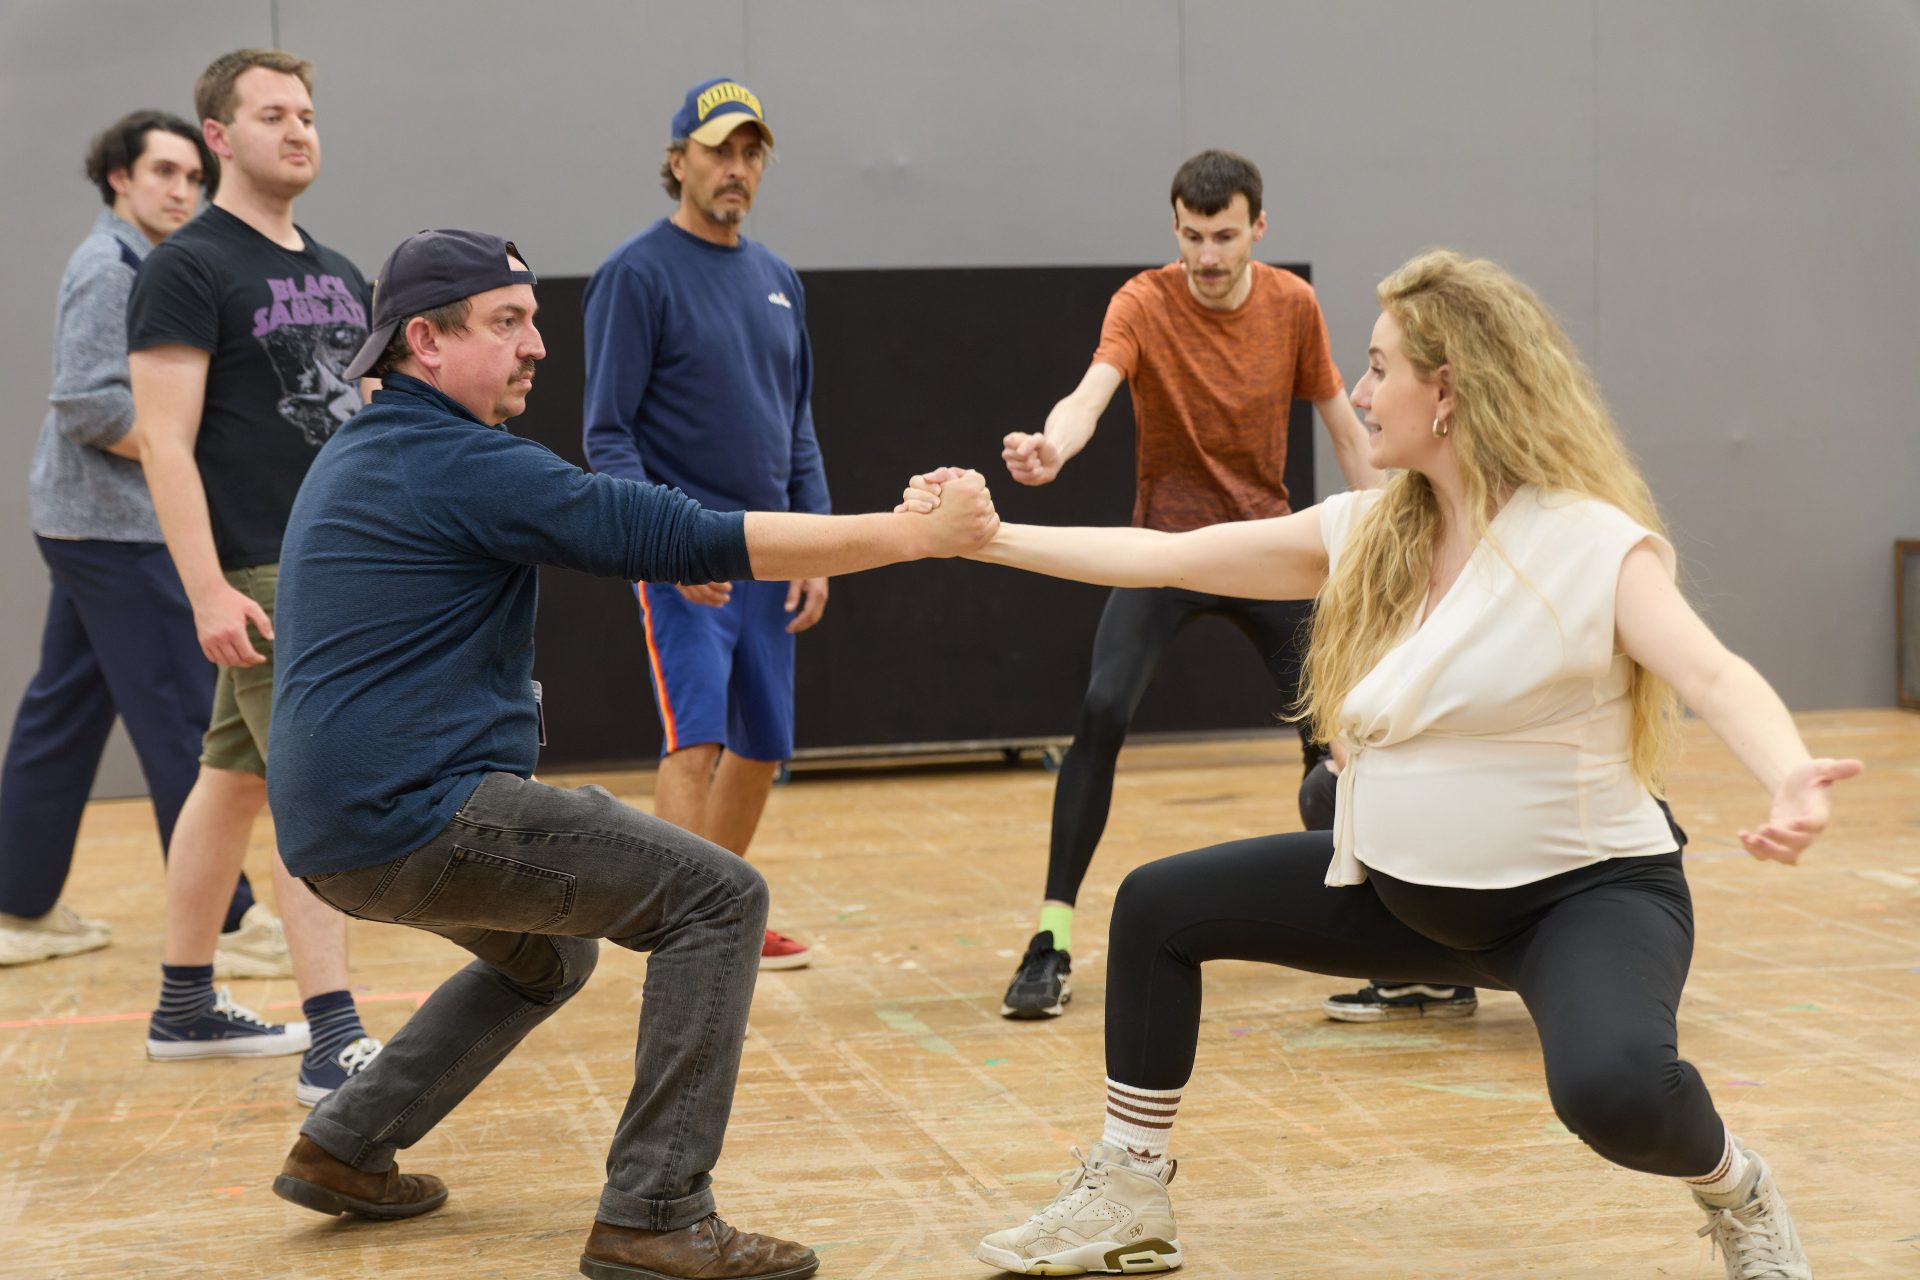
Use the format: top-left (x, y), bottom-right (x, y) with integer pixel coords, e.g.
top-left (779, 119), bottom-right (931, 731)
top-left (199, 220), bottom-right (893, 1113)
top-left (267, 229), bottom-right (996, 1280)
top-left (583, 77), bottom-right (825, 970)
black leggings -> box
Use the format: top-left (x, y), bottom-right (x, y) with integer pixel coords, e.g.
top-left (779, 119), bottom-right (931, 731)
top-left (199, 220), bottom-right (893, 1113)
top-left (1045, 586), bottom-right (1316, 904)
top-left (1104, 833), bottom-right (1724, 1177)
top-left (1299, 760), bottom-right (1476, 995)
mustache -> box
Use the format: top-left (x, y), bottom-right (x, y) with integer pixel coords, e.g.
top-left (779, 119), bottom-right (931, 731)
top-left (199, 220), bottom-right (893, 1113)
top-left (717, 183), bottom-right (749, 198)
top-left (515, 360), bottom-right (536, 379)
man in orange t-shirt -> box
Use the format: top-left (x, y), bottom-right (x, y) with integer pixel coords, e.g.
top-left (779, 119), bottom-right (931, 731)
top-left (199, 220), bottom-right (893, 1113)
top-left (995, 150), bottom-right (1471, 1023)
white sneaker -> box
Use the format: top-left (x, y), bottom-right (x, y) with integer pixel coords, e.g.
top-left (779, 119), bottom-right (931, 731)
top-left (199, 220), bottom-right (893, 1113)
top-left (1692, 1147), bottom-right (1812, 1279)
top-left (976, 1141), bottom-right (1182, 1275)
top-left (214, 903), bottom-right (293, 979)
top-left (0, 901), bottom-right (112, 966)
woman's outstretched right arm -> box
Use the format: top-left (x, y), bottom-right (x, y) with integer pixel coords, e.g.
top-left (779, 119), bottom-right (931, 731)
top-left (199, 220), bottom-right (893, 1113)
top-left (899, 467), bottom-right (1331, 600)
top-left (971, 514), bottom-right (1328, 600)
top-left (901, 469), bottom-right (1329, 600)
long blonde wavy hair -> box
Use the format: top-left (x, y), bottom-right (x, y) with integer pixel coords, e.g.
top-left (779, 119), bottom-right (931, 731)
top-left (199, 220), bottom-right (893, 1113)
top-left (1298, 249), bottom-right (1679, 788)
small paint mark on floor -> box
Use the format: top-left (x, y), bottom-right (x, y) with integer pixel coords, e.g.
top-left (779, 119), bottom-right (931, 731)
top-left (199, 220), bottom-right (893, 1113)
top-left (875, 1006), bottom-right (957, 1056)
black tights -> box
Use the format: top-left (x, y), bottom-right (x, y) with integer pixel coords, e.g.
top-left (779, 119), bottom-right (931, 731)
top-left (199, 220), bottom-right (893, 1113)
top-left (1103, 833), bottom-right (1725, 1177)
top-left (1044, 586), bottom-right (1315, 904)
top-left (1299, 759), bottom-right (1475, 995)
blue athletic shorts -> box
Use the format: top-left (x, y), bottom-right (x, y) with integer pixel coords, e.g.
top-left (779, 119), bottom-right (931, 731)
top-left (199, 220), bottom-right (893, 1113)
top-left (636, 578), bottom-right (795, 761)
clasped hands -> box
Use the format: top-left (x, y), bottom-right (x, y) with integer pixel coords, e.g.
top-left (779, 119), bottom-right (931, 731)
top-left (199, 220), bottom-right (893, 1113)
top-left (894, 466), bottom-right (1001, 555)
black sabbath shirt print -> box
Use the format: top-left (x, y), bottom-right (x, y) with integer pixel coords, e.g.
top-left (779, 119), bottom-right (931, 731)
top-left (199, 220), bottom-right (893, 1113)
top-left (253, 273), bottom-right (369, 446)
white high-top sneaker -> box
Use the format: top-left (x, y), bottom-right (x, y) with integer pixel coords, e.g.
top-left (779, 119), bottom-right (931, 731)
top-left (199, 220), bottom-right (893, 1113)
top-left (1691, 1147), bottom-right (1812, 1279)
top-left (976, 1141), bottom-right (1182, 1275)
top-left (213, 903), bottom-right (293, 979)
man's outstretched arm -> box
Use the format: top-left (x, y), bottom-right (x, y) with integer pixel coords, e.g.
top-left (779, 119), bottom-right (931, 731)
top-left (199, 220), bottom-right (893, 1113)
top-left (428, 432), bottom-right (1000, 590)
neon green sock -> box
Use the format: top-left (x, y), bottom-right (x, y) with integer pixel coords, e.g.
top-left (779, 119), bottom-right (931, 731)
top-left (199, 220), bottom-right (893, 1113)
top-left (1038, 905), bottom-right (1074, 954)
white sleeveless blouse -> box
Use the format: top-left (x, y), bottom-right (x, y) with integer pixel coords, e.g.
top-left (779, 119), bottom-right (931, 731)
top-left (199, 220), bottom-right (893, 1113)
top-left (1317, 485), bottom-right (1679, 889)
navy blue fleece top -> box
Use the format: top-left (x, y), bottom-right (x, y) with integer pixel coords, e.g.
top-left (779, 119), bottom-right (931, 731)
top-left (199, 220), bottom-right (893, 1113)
top-left (269, 374), bottom-right (751, 876)
top-left (581, 218), bottom-right (829, 523)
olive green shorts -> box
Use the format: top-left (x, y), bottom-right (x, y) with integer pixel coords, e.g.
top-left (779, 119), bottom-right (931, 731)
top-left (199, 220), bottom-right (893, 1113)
top-left (199, 562), bottom-right (278, 778)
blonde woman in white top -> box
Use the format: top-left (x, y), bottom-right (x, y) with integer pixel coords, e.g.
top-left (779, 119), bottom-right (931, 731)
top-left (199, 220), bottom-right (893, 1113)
top-left (911, 251), bottom-right (1859, 1279)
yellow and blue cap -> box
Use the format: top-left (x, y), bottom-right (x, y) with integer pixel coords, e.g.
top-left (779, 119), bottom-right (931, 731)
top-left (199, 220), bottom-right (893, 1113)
top-left (671, 76), bottom-right (773, 148)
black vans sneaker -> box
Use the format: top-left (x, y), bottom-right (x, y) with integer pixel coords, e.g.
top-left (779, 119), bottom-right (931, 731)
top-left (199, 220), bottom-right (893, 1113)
top-left (1323, 982), bottom-right (1478, 1022)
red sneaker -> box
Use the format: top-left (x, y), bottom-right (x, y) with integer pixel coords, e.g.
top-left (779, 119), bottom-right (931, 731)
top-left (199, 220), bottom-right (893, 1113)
top-left (760, 928), bottom-right (811, 971)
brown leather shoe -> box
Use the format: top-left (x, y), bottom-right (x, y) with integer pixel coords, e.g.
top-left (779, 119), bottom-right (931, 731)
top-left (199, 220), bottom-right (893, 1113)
top-left (579, 1214), bottom-right (818, 1279)
top-left (271, 1134), bottom-right (448, 1220)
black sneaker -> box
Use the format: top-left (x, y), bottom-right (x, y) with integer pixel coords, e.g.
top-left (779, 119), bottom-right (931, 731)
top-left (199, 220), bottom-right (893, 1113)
top-left (1323, 982), bottom-right (1477, 1022)
top-left (1000, 931), bottom-right (1072, 1019)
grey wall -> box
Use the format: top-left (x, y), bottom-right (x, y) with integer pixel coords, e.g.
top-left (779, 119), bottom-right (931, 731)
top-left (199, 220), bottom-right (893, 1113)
top-left (3, 0), bottom-right (1916, 797)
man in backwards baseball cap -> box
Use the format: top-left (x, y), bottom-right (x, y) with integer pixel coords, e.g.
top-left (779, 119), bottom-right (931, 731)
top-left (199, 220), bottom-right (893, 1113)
top-left (342, 227), bottom-right (536, 383)
top-left (266, 226), bottom-right (999, 1279)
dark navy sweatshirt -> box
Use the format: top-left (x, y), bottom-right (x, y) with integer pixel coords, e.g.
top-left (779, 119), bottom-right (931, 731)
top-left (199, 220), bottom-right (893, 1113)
top-left (581, 218), bottom-right (830, 525)
top-left (269, 374), bottom-right (751, 876)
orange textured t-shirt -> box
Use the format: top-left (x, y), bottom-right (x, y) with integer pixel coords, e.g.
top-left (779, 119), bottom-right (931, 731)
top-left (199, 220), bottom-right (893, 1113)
top-left (1092, 262), bottom-right (1342, 531)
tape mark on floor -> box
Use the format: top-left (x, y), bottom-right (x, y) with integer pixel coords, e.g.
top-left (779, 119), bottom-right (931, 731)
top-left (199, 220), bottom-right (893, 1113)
top-left (0, 990), bottom-right (430, 1032)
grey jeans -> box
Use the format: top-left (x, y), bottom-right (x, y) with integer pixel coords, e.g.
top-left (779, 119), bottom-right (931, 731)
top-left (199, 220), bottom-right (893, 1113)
top-left (298, 772), bottom-right (768, 1230)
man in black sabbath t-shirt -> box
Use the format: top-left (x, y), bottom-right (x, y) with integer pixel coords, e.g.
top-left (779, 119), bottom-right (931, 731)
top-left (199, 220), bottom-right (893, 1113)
top-left (128, 48), bottom-right (375, 1108)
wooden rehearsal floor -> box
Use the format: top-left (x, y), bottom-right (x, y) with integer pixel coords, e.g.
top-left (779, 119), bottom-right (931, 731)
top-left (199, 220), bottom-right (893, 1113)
top-left (2, 710), bottom-right (1916, 1279)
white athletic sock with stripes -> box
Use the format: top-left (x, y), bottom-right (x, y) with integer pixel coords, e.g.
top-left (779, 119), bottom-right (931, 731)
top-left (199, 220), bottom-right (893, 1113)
top-left (1101, 1078), bottom-right (1183, 1171)
top-left (1683, 1128), bottom-right (1751, 1201)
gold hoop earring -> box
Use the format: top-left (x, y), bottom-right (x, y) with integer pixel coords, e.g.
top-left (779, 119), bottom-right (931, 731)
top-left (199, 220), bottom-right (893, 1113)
top-left (1431, 415), bottom-right (1450, 439)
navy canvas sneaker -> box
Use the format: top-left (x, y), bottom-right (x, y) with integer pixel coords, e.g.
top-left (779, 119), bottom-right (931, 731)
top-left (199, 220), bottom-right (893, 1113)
top-left (147, 987), bottom-right (310, 1059)
top-left (297, 1036), bottom-right (384, 1108)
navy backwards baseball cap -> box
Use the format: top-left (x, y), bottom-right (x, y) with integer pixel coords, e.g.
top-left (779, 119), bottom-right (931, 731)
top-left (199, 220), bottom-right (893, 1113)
top-left (344, 229), bottom-right (537, 381)
top-left (671, 76), bottom-right (774, 148)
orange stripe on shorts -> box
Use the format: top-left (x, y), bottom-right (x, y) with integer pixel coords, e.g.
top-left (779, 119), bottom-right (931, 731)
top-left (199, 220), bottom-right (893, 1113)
top-left (636, 583), bottom-right (678, 753)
